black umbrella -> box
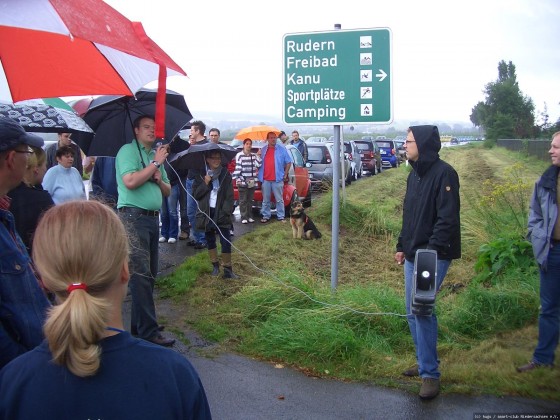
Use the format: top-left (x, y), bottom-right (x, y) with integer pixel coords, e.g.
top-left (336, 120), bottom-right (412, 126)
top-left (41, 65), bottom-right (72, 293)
top-left (169, 142), bottom-right (238, 173)
top-left (72, 88), bottom-right (192, 156)
top-left (0, 98), bottom-right (94, 139)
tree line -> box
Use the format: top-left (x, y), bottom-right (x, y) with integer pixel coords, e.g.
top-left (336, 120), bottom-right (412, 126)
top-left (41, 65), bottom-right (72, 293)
top-left (470, 60), bottom-right (559, 141)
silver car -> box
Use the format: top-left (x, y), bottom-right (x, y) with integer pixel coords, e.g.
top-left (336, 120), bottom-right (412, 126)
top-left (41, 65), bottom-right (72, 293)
top-left (306, 142), bottom-right (352, 190)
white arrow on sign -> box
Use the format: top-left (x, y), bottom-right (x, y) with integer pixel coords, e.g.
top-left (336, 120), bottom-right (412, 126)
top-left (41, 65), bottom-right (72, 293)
top-left (375, 69), bottom-right (387, 82)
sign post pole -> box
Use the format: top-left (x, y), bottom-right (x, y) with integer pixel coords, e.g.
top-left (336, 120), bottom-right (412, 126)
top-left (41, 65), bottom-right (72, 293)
top-left (282, 26), bottom-right (392, 291)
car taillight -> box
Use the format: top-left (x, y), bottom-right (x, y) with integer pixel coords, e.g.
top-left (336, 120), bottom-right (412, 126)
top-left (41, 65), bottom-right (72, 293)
top-left (347, 153), bottom-right (353, 161)
top-left (368, 151), bottom-right (374, 158)
top-left (325, 149), bottom-right (332, 164)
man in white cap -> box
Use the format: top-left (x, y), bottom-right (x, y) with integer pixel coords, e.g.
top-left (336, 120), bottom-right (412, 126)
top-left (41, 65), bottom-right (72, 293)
top-left (0, 118), bottom-right (50, 369)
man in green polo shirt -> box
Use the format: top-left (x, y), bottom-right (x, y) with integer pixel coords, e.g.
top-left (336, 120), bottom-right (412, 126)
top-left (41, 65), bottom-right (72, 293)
top-left (116, 115), bottom-right (174, 347)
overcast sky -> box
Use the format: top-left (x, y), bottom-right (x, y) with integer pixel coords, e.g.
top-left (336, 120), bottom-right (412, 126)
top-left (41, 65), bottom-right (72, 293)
top-left (105, 0), bottom-right (559, 126)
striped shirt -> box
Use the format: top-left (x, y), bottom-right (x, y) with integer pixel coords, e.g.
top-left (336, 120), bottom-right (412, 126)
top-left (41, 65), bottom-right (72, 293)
top-left (232, 152), bottom-right (262, 187)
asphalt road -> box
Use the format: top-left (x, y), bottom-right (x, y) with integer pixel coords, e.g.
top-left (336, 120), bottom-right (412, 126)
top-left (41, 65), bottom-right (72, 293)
top-left (146, 189), bottom-right (560, 420)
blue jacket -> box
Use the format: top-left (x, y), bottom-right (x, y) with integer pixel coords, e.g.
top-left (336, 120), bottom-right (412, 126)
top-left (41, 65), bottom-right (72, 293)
top-left (0, 332), bottom-right (212, 419)
top-left (528, 165), bottom-right (559, 270)
top-left (0, 209), bottom-right (50, 369)
top-left (257, 143), bottom-right (293, 183)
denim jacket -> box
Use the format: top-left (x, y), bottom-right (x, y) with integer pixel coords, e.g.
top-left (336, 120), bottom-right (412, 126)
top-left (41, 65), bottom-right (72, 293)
top-left (0, 209), bottom-right (49, 369)
top-left (257, 143), bottom-right (293, 183)
top-left (528, 165), bottom-right (559, 270)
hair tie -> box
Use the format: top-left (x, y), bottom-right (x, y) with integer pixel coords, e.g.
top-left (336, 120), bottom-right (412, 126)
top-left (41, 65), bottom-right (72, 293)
top-left (67, 283), bottom-right (88, 293)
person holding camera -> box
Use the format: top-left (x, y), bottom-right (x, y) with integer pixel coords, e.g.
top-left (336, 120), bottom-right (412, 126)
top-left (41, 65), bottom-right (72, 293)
top-left (115, 115), bottom-right (174, 347)
top-left (232, 138), bottom-right (261, 224)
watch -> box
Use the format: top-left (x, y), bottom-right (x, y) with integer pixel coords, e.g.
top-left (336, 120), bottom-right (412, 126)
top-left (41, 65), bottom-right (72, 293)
top-left (151, 160), bottom-right (161, 169)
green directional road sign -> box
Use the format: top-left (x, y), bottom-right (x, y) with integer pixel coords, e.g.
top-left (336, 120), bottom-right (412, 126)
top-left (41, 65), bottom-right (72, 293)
top-left (283, 28), bottom-right (392, 125)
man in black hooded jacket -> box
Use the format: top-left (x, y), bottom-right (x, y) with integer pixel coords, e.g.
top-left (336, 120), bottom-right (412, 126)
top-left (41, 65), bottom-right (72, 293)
top-left (394, 125), bottom-right (461, 400)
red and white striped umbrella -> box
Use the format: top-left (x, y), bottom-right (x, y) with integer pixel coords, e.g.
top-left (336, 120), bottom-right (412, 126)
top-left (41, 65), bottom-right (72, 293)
top-left (0, 0), bottom-right (187, 138)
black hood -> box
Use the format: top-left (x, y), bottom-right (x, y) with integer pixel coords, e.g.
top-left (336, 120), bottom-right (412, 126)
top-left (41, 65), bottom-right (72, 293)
top-left (409, 125), bottom-right (441, 176)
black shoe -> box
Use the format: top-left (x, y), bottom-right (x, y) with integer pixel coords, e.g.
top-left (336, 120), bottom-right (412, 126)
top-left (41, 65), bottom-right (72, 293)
top-left (147, 333), bottom-right (175, 347)
top-left (194, 242), bottom-right (207, 249)
top-left (223, 266), bottom-right (239, 279)
top-left (186, 239), bottom-right (197, 246)
top-left (211, 262), bottom-right (220, 276)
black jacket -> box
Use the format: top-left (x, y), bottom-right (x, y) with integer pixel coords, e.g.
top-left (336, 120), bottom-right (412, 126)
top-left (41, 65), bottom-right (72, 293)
top-left (164, 137), bottom-right (190, 185)
top-left (7, 183), bottom-right (55, 253)
top-left (193, 168), bottom-right (234, 231)
top-left (396, 125), bottom-right (461, 261)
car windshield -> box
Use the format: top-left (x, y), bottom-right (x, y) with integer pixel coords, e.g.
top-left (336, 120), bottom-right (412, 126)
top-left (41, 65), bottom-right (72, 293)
top-left (307, 146), bottom-right (325, 163)
top-left (288, 147), bottom-right (304, 167)
top-left (376, 141), bottom-right (392, 148)
top-left (354, 142), bottom-right (371, 151)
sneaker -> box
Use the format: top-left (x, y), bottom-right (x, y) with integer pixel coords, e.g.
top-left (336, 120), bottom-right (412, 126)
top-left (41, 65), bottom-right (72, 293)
top-left (248, 218), bottom-right (255, 223)
top-left (179, 231), bottom-right (189, 240)
top-left (241, 219), bottom-right (248, 224)
top-left (516, 361), bottom-right (554, 373)
top-left (419, 378), bottom-right (440, 400)
top-left (168, 238), bottom-right (177, 244)
top-left (158, 236), bottom-right (167, 243)
top-left (402, 364), bottom-right (419, 377)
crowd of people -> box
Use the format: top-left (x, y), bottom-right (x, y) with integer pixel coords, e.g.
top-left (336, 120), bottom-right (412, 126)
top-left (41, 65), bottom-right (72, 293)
top-left (1, 113), bottom-right (557, 414)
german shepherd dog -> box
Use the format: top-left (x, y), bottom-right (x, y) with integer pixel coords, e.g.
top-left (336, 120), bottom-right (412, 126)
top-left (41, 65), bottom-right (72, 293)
top-left (290, 200), bottom-right (322, 239)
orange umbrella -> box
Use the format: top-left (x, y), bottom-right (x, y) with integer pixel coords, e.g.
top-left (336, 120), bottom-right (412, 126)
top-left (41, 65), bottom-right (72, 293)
top-left (234, 125), bottom-right (281, 141)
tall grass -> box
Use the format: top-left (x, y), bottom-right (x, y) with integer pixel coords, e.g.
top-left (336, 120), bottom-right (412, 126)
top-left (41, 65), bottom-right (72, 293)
top-left (160, 144), bottom-right (559, 399)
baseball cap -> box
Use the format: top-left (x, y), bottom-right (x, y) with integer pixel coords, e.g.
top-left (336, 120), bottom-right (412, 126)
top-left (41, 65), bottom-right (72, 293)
top-left (0, 118), bottom-right (44, 152)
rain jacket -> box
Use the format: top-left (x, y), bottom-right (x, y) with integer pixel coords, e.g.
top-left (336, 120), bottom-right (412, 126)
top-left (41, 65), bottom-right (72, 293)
top-left (527, 165), bottom-right (559, 270)
top-left (396, 125), bottom-right (461, 261)
top-left (193, 167), bottom-right (234, 231)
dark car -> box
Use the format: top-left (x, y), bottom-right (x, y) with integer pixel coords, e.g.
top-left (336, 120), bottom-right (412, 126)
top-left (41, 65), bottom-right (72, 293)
top-left (375, 139), bottom-right (400, 168)
top-left (354, 139), bottom-right (382, 175)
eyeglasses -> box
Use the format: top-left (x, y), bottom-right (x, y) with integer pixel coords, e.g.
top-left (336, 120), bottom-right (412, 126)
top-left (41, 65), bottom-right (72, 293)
top-left (404, 140), bottom-right (416, 144)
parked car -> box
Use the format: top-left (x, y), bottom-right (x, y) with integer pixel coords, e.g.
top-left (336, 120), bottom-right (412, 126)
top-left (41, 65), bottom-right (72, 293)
top-left (375, 139), bottom-right (400, 168)
top-left (229, 143), bottom-right (311, 215)
top-left (393, 139), bottom-right (406, 164)
top-left (306, 136), bottom-right (328, 143)
top-left (341, 140), bottom-right (363, 180)
top-left (306, 142), bottom-right (352, 190)
top-left (354, 139), bottom-right (382, 175)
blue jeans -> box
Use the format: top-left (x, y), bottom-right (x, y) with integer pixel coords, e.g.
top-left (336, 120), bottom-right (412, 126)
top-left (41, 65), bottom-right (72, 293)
top-left (404, 257), bottom-right (451, 379)
top-left (261, 180), bottom-right (284, 220)
top-left (119, 210), bottom-right (159, 340)
top-left (186, 178), bottom-right (206, 244)
top-left (533, 243), bottom-right (560, 365)
top-left (160, 184), bottom-right (180, 240)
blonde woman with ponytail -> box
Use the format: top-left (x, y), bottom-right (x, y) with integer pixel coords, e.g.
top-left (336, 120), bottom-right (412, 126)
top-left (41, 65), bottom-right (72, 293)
top-left (0, 201), bottom-right (211, 420)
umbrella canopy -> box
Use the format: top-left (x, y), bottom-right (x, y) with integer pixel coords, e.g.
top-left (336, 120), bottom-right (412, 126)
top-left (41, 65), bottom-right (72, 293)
top-left (0, 0), bottom-right (186, 103)
top-left (71, 88), bottom-right (192, 157)
top-left (169, 142), bottom-right (238, 173)
top-left (234, 125), bottom-right (282, 141)
top-left (0, 98), bottom-right (94, 137)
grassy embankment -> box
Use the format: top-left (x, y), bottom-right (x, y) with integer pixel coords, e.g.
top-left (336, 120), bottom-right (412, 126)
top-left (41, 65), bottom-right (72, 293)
top-left (158, 143), bottom-right (560, 400)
